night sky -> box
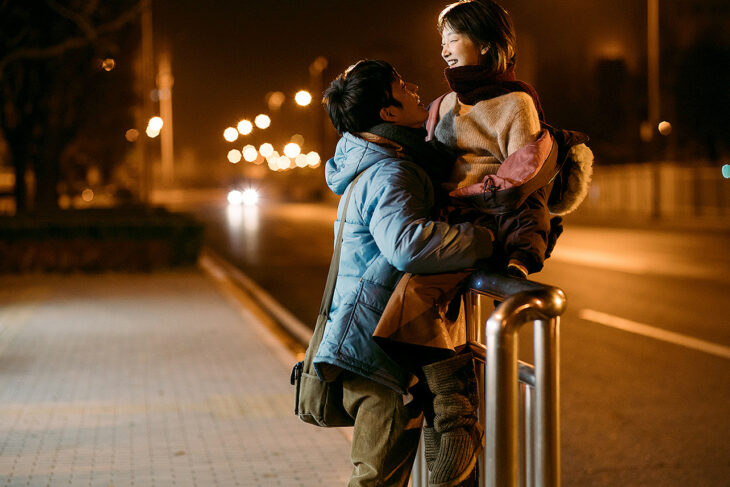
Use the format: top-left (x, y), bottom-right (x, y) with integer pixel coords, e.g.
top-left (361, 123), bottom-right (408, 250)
top-left (150, 0), bottom-right (650, 165)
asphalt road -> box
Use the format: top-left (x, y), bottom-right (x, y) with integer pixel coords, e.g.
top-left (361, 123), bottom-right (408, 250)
top-left (189, 200), bottom-right (730, 486)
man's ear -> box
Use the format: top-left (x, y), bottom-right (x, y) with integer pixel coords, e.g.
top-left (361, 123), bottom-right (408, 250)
top-left (379, 106), bottom-right (398, 123)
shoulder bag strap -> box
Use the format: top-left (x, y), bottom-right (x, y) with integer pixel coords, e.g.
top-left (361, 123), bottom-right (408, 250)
top-left (318, 171), bottom-right (364, 318)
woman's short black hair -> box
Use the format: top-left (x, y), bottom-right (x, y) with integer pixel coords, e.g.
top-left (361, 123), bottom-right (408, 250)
top-left (438, 0), bottom-right (516, 74)
top-left (322, 60), bottom-right (402, 135)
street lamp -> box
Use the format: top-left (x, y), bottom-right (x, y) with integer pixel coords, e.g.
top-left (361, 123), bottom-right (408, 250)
top-left (306, 151), bottom-right (320, 167)
top-left (295, 90), bottom-right (312, 106)
top-left (237, 119), bottom-right (253, 135)
top-left (125, 129), bottom-right (140, 142)
top-left (146, 116), bottom-right (163, 138)
top-left (259, 143), bottom-right (274, 158)
top-left (283, 142), bottom-right (301, 158)
top-left (254, 114), bottom-right (271, 129)
top-left (101, 58), bottom-right (116, 71)
top-left (227, 149), bottom-right (242, 163)
top-left (224, 127), bottom-right (239, 142)
top-left (148, 116), bottom-right (163, 131)
top-left (658, 121), bottom-right (672, 136)
top-left (645, 0), bottom-right (660, 140)
top-left (266, 91), bottom-right (285, 111)
top-left (242, 145), bottom-right (258, 162)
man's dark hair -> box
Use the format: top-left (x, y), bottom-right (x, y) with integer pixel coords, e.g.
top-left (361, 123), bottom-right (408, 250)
top-left (322, 60), bottom-right (402, 134)
top-left (438, 0), bottom-right (516, 74)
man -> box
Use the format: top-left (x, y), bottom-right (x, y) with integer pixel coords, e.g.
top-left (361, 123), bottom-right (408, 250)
top-left (314, 60), bottom-right (493, 486)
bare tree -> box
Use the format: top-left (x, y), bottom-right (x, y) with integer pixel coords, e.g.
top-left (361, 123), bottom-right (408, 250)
top-left (0, 0), bottom-right (142, 212)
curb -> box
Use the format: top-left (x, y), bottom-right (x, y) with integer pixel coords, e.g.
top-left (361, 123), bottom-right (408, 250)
top-left (200, 248), bottom-right (313, 347)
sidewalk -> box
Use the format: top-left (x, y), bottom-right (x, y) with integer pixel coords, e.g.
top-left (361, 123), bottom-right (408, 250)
top-left (0, 261), bottom-right (352, 486)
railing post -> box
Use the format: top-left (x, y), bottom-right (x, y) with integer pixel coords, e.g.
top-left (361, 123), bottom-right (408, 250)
top-left (411, 435), bottom-right (428, 487)
top-left (525, 384), bottom-right (535, 487)
top-left (486, 314), bottom-right (520, 487)
top-left (534, 318), bottom-right (560, 487)
top-left (411, 274), bottom-right (565, 487)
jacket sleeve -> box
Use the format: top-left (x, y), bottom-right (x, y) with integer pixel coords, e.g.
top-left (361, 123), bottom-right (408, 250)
top-left (364, 161), bottom-right (493, 274)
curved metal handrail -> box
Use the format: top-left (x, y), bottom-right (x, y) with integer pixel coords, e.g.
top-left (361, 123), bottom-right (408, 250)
top-left (488, 288), bottom-right (566, 333)
top-left (413, 271), bottom-right (566, 487)
top-left (468, 270), bottom-right (566, 306)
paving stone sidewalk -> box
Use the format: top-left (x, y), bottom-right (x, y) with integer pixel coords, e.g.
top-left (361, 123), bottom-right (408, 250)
top-left (0, 268), bottom-right (352, 486)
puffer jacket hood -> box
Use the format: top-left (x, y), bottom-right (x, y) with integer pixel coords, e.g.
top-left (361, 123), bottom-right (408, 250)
top-left (325, 132), bottom-right (400, 195)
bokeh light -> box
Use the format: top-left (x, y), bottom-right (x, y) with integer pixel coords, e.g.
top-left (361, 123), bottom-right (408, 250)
top-left (146, 126), bottom-right (160, 138)
top-left (227, 190), bottom-right (243, 205)
top-left (306, 151), bottom-right (321, 167)
top-left (310, 56), bottom-right (328, 74)
top-left (242, 145), bottom-right (258, 162)
top-left (295, 90), bottom-right (312, 106)
top-left (639, 121), bottom-right (653, 142)
top-left (224, 127), bottom-right (239, 142)
top-left (290, 134), bottom-right (304, 146)
top-left (254, 114), bottom-right (271, 129)
top-left (283, 142), bottom-right (301, 158)
top-left (722, 164), bottom-right (730, 179)
top-left (125, 129), bottom-right (140, 142)
top-left (265, 150), bottom-right (280, 163)
top-left (81, 188), bottom-right (94, 202)
top-left (101, 58), bottom-right (116, 71)
top-left (266, 91), bottom-right (285, 111)
top-left (295, 154), bottom-right (308, 168)
top-left (278, 155), bottom-right (292, 170)
top-left (658, 121), bottom-right (672, 136)
top-left (148, 117), bottom-right (164, 131)
top-left (237, 119), bottom-right (253, 135)
top-left (227, 149), bottom-right (242, 163)
top-left (259, 143), bottom-right (274, 158)
top-left (241, 188), bottom-right (259, 206)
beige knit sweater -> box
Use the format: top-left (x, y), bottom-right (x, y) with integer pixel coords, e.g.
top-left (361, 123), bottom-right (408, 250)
top-left (434, 91), bottom-right (541, 192)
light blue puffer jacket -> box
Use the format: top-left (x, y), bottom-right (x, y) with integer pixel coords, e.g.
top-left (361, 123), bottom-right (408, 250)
top-left (313, 132), bottom-right (493, 393)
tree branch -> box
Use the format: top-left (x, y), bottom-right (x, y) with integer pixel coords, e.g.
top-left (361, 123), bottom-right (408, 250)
top-left (83, 0), bottom-right (100, 17)
top-left (0, 1), bottom-right (144, 79)
top-left (47, 0), bottom-right (97, 41)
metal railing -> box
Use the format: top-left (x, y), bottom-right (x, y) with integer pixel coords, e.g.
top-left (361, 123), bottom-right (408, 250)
top-left (411, 271), bottom-right (566, 487)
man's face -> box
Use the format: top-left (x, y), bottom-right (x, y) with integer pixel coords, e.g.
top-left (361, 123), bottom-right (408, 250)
top-left (381, 77), bottom-right (429, 128)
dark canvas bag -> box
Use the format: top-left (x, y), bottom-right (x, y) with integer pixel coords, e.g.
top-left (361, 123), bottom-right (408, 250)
top-left (290, 173), bottom-right (362, 427)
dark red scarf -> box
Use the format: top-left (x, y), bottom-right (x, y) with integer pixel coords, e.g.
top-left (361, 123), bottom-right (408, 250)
top-left (444, 64), bottom-right (545, 122)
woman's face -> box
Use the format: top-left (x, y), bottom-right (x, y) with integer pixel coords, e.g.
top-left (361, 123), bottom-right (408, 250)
top-left (441, 25), bottom-right (483, 68)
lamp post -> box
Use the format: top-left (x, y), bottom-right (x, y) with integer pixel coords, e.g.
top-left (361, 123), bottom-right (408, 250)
top-left (309, 56), bottom-right (328, 156)
top-left (647, 0), bottom-right (660, 138)
top-left (138, 0), bottom-right (154, 203)
top-left (157, 50), bottom-right (174, 186)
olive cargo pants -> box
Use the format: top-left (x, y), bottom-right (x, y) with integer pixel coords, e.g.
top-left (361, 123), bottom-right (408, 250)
top-left (341, 372), bottom-right (423, 486)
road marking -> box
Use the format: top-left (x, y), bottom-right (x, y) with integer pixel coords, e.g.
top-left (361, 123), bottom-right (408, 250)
top-left (579, 309), bottom-right (730, 360)
top-left (550, 246), bottom-right (724, 281)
